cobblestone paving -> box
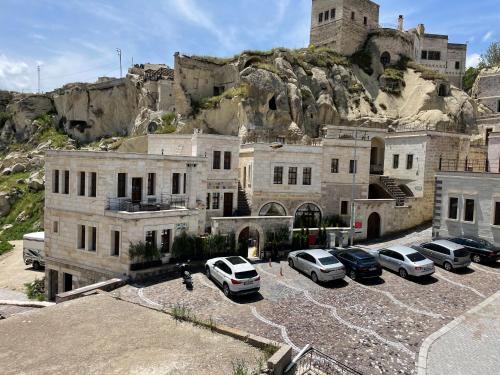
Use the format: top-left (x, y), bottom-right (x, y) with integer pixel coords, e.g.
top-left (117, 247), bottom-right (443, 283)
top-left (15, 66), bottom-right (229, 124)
top-left (115, 228), bottom-right (500, 375)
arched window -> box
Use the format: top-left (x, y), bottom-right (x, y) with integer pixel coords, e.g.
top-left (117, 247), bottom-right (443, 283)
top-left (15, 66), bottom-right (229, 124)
top-left (294, 203), bottom-right (322, 228)
top-left (259, 202), bottom-right (286, 216)
top-left (380, 52), bottom-right (391, 67)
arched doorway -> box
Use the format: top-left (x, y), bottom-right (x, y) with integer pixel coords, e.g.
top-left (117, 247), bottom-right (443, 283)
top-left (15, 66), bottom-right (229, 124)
top-left (238, 227), bottom-right (260, 259)
top-left (380, 52), bottom-right (391, 67)
top-left (259, 202), bottom-right (287, 216)
top-left (367, 212), bottom-right (381, 240)
top-left (370, 137), bottom-right (385, 175)
top-left (294, 203), bottom-right (322, 228)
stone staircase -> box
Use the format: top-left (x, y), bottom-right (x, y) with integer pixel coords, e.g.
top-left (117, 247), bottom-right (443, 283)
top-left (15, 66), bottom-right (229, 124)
top-left (380, 176), bottom-right (406, 206)
top-left (235, 182), bottom-right (251, 216)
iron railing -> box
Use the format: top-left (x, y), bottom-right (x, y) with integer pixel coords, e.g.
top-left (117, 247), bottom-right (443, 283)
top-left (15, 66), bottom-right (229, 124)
top-left (285, 346), bottom-right (362, 375)
top-left (438, 157), bottom-right (500, 173)
top-left (106, 193), bottom-right (188, 213)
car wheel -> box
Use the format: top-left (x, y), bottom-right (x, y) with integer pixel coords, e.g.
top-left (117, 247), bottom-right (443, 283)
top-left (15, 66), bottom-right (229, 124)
top-left (311, 272), bottom-right (319, 284)
top-left (205, 267), bottom-right (211, 279)
top-left (349, 270), bottom-right (357, 280)
top-left (288, 258), bottom-right (294, 268)
top-left (444, 262), bottom-right (453, 272)
top-left (399, 268), bottom-right (408, 279)
top-left (223, 283), bottom-right (231, 297)
top-left (32, 261), bottom-right (40, 271)
top-left (472, 254), bottom-right (482, 264)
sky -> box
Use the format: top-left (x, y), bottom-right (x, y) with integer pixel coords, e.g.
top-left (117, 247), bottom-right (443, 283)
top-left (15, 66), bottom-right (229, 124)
top-left (0, 0), bottom-right (498, 93)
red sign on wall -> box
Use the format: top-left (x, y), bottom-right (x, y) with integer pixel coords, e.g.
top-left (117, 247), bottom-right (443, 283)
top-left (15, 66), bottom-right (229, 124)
top-left (355, 221), bottom-right (363, 229)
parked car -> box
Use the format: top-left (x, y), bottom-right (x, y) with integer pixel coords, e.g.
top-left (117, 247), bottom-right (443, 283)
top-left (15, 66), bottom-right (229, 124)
top-left (369, 245), bottom-right (435, 278)
top-left (414, 240), bottom-right (471, 271)
top-left (205, 256), bottom-right (260, 297)
top-left (287, 249), bottom-right (346, 283)
top-left (23, 232), bottom-right (45, 270)
top-left (329, 248), bottom-right (382, 280)
top-left (444, 236), bottom-right (500, 264)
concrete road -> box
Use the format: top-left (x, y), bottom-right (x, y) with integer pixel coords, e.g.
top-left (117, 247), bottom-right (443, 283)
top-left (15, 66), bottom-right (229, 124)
top-left (0, 240), bottom-right (44, 293)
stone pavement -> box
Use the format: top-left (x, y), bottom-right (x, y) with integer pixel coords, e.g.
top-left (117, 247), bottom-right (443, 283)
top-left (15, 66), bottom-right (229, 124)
top-left (419, 290), bottom-right (500, 375)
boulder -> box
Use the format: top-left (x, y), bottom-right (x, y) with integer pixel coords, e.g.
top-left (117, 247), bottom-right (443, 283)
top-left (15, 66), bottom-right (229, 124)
top-left (11, 163), bottom-right (26, 173)
top-left (28, 175), bottom-right (45, 192)
top-left (0, 192), bottom-right (11, 217)
top-left (1, 168), bottom-right (12, 176)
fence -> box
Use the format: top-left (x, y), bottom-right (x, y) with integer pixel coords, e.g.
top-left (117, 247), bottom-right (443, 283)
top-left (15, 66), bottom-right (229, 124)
top-left (107, 193), bottom-right (188, 213)
top-left (285, 346), bottom-right (362, 375)
top-left (438, 157), bottom-right (500, 173)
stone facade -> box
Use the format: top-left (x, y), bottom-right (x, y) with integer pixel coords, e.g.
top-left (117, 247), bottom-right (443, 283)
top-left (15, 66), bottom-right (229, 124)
top-left (44, 150), bottom-right (207, 299)
top-left (472, 67), bottom-right (500, 113)
top-left (433, 171), bottom-right (500, 245)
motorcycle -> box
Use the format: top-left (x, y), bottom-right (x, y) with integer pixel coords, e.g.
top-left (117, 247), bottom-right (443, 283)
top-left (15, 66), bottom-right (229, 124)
top-left (176, 260), bottom-right (193, 290)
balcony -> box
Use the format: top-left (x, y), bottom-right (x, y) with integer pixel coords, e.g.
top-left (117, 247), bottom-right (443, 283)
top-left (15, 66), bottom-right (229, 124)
top-left (106, 194), bottom-right (188, 213)
top-left (370, 164), bottom-right (384, 175)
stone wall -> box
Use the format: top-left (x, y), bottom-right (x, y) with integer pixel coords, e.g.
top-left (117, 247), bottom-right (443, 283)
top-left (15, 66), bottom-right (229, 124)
top-left (472, 68), bottom-right (500, 113)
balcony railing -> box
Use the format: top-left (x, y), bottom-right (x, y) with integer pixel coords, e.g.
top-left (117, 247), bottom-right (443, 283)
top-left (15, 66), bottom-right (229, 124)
top-left (370, 164), bottom-right (384, 175)
top-left (438, 157), bottom-right (500, 173)
top-left (106, 193), bottom-right (188, 213)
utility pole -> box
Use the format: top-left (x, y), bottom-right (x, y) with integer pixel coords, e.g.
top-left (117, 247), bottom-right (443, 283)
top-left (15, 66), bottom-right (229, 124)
top-left (37, 65), bottom-right (41, 94)
top-left (116, 48), bottom-right (122, 78)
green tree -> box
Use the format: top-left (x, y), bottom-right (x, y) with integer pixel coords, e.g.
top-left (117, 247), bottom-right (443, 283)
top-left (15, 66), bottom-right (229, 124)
top-left (463, 67), bottom-right (480, 93)
top-left (481, 41), bottom-right (500, 67)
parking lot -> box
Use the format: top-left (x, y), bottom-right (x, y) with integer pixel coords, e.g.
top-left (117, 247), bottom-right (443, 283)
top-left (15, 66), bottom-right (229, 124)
top-left (115, 233), bottom-right (500, 374)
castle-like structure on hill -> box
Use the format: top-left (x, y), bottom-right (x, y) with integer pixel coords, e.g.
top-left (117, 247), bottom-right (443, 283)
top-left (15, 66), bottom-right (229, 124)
top-left (310, 0), bottom-right (467, 88)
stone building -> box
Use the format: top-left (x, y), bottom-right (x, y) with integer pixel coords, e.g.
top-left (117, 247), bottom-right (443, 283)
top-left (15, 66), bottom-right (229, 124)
top-left (44, 150), bottom-right (207, 300)
top-left (473, 67), bottom-right (500, 142)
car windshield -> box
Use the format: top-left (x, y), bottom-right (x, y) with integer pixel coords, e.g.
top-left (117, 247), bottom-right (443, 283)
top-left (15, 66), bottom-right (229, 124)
top-left (226, 256), bottom-right (246, 265)
top-left (235, 270), bottom-right (258, 280)
top-left (453, 248), bottom-right (470, 258)
top-left (318, 256), bottom-right (339, 265)
top-left (473, 238), bottom-right (495, 249)
top-left (406, 252), bottom-right (426, 262)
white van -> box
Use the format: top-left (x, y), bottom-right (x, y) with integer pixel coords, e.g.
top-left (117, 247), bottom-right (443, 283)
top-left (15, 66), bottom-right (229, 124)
top-left (23, 232), bottom-right (45, 270)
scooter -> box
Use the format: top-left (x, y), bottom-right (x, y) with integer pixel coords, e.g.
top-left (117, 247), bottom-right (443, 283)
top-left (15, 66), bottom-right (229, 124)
top-left (176, 260), bottom-right (193, 290)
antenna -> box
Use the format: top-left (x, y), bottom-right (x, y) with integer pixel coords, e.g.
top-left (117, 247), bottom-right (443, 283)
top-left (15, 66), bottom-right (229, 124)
top-left (116, 48), bottom-right (122, 78)
top-left (37, 65), bottom-right (41, 93)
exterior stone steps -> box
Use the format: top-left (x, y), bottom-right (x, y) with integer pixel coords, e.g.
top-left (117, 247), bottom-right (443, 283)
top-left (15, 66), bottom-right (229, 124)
top-left (380, 176), bottom-right (406, 206)
top-left (235, 182), bottom-right (251, 216)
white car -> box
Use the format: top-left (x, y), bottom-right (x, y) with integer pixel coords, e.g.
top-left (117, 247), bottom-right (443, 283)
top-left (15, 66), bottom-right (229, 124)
top-left (287, 249), bottom-right (346, 283)
top-left (369, 245), bottom-right (435, 278)
top-left (205, 256), bottom-right (260, 297)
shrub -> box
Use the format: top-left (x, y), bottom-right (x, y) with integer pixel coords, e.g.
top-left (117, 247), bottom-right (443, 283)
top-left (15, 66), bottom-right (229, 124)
top-left (25, 278), bottom-right (45, 301)
top-left (0, 111), bottom-right (12, 128)
top-left (199, 85), bottom-right (248, 110)
top-left (407, 61), bottom-right (447, 81)
top-left (0, 241), bottom-right (13, 255)
top-left (350, 50), bottom-right (373, 75)
top-left (171, 232), bottom-right (198, 261)
top-left (128, 241), bottom-right (160, 263)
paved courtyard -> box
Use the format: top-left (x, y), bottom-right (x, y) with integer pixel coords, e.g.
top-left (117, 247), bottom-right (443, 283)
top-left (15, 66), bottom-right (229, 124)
top-left (115, 228), bottom-right (500, 375)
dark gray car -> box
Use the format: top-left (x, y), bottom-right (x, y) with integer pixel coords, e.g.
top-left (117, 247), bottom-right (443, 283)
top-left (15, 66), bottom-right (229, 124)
top-left (413, 240), bottom-right (471, 271)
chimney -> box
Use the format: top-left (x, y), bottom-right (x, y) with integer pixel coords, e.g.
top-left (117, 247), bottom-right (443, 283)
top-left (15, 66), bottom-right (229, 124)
top-left (416, 24), bottom-right (425, 36)
top-left (397, 15), bottom-right (404, 31)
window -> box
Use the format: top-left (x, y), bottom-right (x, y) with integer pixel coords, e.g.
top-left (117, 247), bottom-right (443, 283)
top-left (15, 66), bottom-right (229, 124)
top-left (63, 170), bottom-right (70, 194)
top-left (341, 201), bottom-right (349, 215)
top-left (89, 172), bottom-right (97, 197)
top-left (117, 173), bottom-right (127, 198)
top-left (318, 12), bottom-right (323, 23)
top-left (448, 197), bottom-right (458, 219)
top-left (183, 173), bottom-right (187, 194)
top-left (147, 173), bottom-right (155, 196)
top-left (331, 8), bottom-right (336, 19)
top-left (288, 167), bottom-right (297, 185)
top-left (52, 170), bottom-right (59, 193)
top-left (161, 229), bottom-right (171, 254)
top-left (78, 171), bottom-right (86, 196)
top-left (406, 155), bottom-right (414, 170)
top-left (331, 159), bottom-right (339, 173)
top-left (393, 154), bottom-right (400, 169)
top-left (455, 61), bottom-right (460, 70)
top-left (273, 166), bottom-right (283, 185)
top-left (78, 225), bottom-right (86, 250)
top-left (324, 10), bottom-right (329, 21)
top-left (486, 128), bottom-right (493, 146)
top-left (145, 231), bottom-right (157, 251)
top-left (212, 193), bottom-right (220, 209)
top-left (213, 151), bottom-right (221, 169)
top-left (493, 202), bottom-right (500, 226)
top-left (498, 100), bottom-right (500, 113)
top-left (421, 50), bottom-right (428, 60)
top-left (303, 167), bottom-right (312, 185)
top-left (248, 164), bottom-right (252, 188)
top-left (351, 11), bottom-right (355, 20)
top-left (89, 226), bottom-right (97, 252)
top-left (111, 231), bottom-right (120, 256)
top-left (464, 199), bottom-right (475, 222)
top-left (53, 221), bottom-right (59, 233)
top-left (349, 160), bottom-right (357, 174)
top-left (428, 51), bottom-right (441, 60)
top-left (364, 16), bottom-right (367, 25)
top-left (172, 173), bottom-right (180, 194)
top-left (224, 151), bottom-right (231, 170)
top-left (206, 193), bottom-right (211, 209)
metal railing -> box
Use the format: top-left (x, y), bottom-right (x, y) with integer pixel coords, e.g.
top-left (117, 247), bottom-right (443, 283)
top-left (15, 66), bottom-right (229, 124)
top-left (285, 346), bottom-right (362, 375)
top-left (438, 157), bottom-right (500, 173)
top-left (106, 193), bottom-right (188, 213)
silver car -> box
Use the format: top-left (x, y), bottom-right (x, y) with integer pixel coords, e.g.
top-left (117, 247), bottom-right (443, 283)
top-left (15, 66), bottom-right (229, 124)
top-left (288, 249), bottom-right (346, 283)
top-left (370, 245), bottom-right (435, 278)
top-left (414, 240), bottom-right (471, 271)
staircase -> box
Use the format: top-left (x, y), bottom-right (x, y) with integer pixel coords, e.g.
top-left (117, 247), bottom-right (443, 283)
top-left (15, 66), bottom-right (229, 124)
top-left (235, 182), bottom-right (251, 216)
top-left (380, 176), bottom-right (406, 206)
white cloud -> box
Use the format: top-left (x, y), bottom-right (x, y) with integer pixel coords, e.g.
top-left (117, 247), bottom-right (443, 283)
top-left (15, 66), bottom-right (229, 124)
top-left (467, 53), bottom-right (482, 68)
top-left (482, 31), bottom-right (493, 42)
top-left (0, 55), bottom-right (32, 91)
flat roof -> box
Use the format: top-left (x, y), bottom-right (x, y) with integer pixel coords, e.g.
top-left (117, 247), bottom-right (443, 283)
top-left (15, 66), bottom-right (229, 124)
top-left (424, 33), bottom-right (448, 40)
top-left (45, 150), bottom-right (205, 162)
top-left (147, 133), bottom-right (240, 141)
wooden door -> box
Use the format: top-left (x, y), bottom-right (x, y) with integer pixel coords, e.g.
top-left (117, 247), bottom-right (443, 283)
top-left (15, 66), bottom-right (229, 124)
top-left (132, 178), bottom-right (143, 202)
top-left (223, 193), bottom-right (233, 217)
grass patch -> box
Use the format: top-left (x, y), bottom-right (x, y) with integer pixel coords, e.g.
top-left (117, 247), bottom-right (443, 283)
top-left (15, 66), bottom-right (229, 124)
top-left (25, 278), bottom-right (45, 301)
top-left (0, 240), bottom-right (13, 256)
top-left (36, 127), bottom-right (71, 149)
top-left (199, 85), bottom-right (248, 110)
top-left (290, 47), bottom-right (349, 70)
top-left (156, 112), bottom-right (177, 134)
top-left (408, 61), bottom-right (447, 81)
top-left (170, 303), bottom-right (215, 331)
top-left (191, 55), bottom-right (237, 66)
